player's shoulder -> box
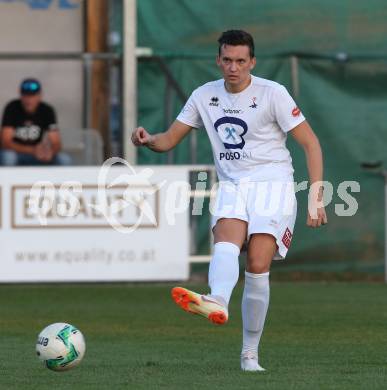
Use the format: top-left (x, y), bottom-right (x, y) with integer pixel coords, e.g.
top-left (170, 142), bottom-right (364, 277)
top-left (191, 79), bottom-right (224, 98)
top-left (251, 76), bottom-right (292, 104)
top-left (250, 75), bottom-right (286, 92)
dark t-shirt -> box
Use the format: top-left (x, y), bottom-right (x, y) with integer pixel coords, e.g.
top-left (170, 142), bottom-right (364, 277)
top-left (1, 99), bottom-right (57, 145)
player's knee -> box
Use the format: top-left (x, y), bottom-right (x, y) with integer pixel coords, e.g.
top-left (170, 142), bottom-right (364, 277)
top-left (213, 218), bottom-right (247, 247)
top-left (246, 258), bottom-right (270, 274)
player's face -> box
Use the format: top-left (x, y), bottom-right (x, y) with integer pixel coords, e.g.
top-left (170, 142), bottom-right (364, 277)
top-left (217, 44), bottom-right (256, 90)
top-left (21, 93), bottom-right (41, 113)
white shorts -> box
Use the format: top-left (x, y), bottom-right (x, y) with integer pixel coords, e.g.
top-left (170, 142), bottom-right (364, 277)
top-left (210, 178), bottom-right (297, 260)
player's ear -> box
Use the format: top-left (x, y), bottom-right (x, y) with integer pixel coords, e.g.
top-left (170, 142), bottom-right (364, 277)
top-left (216, 55), bottom-right (221, 66)
top-left (250, 56), bottom-right (256, 70)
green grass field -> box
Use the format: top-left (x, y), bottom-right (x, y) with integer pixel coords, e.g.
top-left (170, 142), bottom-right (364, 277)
top-left (1, 282), bottom-right (387, 390)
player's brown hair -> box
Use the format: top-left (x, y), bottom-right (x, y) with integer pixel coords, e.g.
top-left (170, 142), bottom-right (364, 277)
top-left (218, 30), bottom-right (255, 58)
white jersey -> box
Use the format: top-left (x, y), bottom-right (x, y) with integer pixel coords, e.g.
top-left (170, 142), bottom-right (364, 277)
top-left (176, 75), bottom-right (305, 182)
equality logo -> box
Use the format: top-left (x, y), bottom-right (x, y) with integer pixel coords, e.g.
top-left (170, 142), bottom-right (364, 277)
top-left (214, 116), bottom-right (248, 150)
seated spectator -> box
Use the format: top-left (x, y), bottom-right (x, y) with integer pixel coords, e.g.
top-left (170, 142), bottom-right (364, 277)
top-left (0, 78), bottom-right (71, 166)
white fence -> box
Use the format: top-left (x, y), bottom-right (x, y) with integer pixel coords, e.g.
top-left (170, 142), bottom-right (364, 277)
top-left (0, 165), bottom-right (218, 282)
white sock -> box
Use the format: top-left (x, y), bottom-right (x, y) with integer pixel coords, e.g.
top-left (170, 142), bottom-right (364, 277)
top-left (241, 271), bottom-right (270, 357)
top-left (208, 241), bottom-right (240, 306)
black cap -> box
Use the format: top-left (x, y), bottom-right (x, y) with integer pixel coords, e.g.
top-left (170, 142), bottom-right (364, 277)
top-left (20, 78), bottom-right (41, 95)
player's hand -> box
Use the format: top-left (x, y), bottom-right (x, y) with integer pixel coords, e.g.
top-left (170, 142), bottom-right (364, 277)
top-left (307, 207), bottom-right (328, 228)
top-left (131, 127), bottom-right (153, 147)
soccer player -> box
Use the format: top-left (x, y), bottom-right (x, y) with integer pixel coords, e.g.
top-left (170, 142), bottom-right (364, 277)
top-left (131, 30), bottom-right (327, 371)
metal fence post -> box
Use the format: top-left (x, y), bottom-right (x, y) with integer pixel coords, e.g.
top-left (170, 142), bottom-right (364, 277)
top-left (83, 53), bottom-right (93, 129)
top-left (290, 55), bottom-right (300, 98)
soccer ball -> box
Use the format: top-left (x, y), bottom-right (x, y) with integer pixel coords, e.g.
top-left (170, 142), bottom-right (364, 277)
top-left (36, 323), bottom-right (86, 371)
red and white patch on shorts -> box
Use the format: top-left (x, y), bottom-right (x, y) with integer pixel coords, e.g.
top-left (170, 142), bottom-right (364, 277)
top-left (281, 228), bottom-right (293, 249)
top-left (292, 107), bottom-right (301, 117)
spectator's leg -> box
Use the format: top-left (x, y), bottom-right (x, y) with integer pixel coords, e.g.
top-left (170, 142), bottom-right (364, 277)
top-left (0, 150), bottom-right (19, 166)
top-left (0, 150), bottom-right (73, 166)
top-left (17, 153), bottom-right (43, 165)
top-left (52, 152), bottom-right (72, 166)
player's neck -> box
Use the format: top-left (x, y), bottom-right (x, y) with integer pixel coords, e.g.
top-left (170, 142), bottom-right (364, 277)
top-left (224, 75), bottom-right (252, 94)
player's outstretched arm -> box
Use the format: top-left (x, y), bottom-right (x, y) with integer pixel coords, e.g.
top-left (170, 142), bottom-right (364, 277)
top-left (291, 120), bottom-right (328, 228)
top-left (131, 120), bottom-right (193, 153)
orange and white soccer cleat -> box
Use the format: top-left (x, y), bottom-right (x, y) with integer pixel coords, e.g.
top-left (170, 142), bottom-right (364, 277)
top-left (171, 287), bottom-right (228, 325)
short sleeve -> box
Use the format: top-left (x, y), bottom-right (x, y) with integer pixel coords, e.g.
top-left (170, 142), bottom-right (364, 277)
top-left (272, 86), bottom-right (305, 133)
top-left (1, 102), bottom-right (16, 127)
top-left (45, 105), bottom-right (58, 130)
top-left (176, 91), bottom-right (203, 129)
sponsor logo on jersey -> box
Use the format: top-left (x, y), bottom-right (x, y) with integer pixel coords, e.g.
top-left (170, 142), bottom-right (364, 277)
top-left (292, 107), bottom-right (301, 117)
top-left (214, 116), bottom-right (248, 150)
top-left (249, 97), bottom-right (258, 108)
top-left (209, 96), bottom-right (219, 107)
top-left (219, 151), bottom-right (252, 161)
top-left (281, 227), bottom-right (293, 249)
top-left (223, 108), bottom-right (242, 114)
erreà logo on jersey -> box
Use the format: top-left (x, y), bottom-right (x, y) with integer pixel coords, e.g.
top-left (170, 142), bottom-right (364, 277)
top-left (214, 116), bottom-right (248, 150)
top-left (209, 97), bottom-right (219, 107)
